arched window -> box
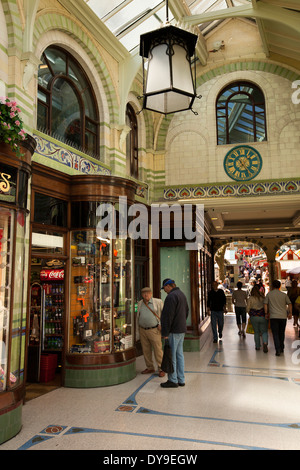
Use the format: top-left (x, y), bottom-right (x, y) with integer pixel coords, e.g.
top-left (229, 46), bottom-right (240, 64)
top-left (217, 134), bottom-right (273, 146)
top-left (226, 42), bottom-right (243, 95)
top-left (216, 81), bottom-right (266, 145)
top-left (126, 104), bottom-right (138, 179)
top-left (37, 46), bottom-right (100, 158)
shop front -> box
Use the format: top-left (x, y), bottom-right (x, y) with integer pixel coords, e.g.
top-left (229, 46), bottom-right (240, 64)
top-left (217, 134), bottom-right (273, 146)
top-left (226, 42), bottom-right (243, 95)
top-left (152, 207), bottom-right (212, 352)
top-left (28, 164), bottom-right (138, 391)
top-left (0, 137), bottom-right (36, 444)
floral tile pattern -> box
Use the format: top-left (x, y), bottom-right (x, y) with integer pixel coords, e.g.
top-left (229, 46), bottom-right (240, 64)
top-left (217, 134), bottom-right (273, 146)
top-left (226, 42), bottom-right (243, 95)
top-left (164, 180), bottom-right (300, 200)
top-left (33, 134), bottom-right (111, 175)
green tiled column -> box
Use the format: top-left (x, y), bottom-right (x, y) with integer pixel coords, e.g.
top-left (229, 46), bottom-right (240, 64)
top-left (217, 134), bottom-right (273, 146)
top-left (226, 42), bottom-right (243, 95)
top-left (0, 401), bottom-right (22, 445)
top-left (65, 358), bottom-right (136, 388)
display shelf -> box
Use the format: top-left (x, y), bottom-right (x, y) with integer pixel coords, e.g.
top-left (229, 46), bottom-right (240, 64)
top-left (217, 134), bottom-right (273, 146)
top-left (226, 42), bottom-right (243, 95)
top-left (69, 232), bottom-right (133, 355)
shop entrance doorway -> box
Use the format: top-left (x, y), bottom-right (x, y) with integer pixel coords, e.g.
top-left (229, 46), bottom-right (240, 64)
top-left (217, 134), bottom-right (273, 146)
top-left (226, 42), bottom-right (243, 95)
top-left (26, 257), bottom-right (65, 401)
top-left (160, 246), bottom-right (191, 326)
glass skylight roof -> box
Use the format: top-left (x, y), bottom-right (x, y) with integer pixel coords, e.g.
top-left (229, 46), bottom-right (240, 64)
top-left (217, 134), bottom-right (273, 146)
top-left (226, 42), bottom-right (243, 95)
top-left (84, 0), bottom-right (251, 53)
top-left (85, 0), bottom-right (173, 52)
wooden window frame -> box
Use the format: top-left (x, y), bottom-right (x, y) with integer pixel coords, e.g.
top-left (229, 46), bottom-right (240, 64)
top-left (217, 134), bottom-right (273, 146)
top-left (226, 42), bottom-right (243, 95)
top-left (126, 104), bottom-right (139, 179)
top-left (216, 81), bottom-right (267, 145)
top-left (37, 46), bottom-right (100, 158)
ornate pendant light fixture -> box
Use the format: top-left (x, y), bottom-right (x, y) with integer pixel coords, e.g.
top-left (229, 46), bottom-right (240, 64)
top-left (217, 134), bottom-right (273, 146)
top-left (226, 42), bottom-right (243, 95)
top-left (139, 0), bottom-right (199, 115)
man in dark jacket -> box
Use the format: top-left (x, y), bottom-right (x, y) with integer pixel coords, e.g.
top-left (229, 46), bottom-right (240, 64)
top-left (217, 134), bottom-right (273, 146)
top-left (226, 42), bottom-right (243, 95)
top-left (207, 281), bottom-right (227, 343)
top-left (160, 279), bottom-right (189, 388)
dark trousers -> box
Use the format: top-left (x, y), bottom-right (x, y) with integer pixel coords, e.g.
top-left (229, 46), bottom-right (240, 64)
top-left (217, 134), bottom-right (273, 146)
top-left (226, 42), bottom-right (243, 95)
top-left (270, 318), bottom-right (287, 353)
top-left (211, 311), bottom-right (224, 341)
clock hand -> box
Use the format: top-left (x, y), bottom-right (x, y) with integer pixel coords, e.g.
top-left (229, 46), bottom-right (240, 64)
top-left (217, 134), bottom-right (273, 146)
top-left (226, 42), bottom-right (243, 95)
top-left (237, 157), bottom-right (248, 170)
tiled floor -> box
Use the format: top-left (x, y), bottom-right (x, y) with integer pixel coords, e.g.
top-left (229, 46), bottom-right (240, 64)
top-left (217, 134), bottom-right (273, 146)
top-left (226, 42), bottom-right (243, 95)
top-left (2, 313), bottom-right (300, 451)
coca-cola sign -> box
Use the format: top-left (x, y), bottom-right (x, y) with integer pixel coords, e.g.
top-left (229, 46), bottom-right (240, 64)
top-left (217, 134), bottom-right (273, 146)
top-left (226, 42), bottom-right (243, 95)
top-left (40, 269), bottom-right (64, 281)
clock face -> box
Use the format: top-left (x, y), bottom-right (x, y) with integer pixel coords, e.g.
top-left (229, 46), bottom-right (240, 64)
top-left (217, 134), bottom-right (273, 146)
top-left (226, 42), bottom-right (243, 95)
top-left (224, 145), bottom-right (262, 181)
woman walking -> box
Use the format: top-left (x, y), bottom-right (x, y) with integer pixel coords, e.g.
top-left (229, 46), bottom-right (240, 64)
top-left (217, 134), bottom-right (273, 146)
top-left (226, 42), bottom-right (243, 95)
top-left (287, 280), bottom-right (300, 327)
top-left (247, 284), bottom-right (268, 352)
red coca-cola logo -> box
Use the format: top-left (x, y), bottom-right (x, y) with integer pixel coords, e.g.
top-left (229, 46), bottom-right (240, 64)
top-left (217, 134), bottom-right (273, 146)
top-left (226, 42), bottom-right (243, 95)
top-left (40, 269), bottom-right (64, 281)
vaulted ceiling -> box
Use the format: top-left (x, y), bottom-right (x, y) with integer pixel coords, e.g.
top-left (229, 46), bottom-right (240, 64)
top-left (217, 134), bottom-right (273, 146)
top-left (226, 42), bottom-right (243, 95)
top-left (70, 0), bottom-right (300, 242)
top-left (84, 0), bottom-right (300, 70)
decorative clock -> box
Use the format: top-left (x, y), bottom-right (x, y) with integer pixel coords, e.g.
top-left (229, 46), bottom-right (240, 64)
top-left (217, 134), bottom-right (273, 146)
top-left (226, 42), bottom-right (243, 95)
top-left (223, 145), bottom-right (262, 181)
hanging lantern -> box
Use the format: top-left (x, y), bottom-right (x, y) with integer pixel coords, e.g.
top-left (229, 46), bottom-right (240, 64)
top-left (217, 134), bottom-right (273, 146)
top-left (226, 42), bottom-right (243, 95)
top-left (139, 11), bottom-right (198, 115)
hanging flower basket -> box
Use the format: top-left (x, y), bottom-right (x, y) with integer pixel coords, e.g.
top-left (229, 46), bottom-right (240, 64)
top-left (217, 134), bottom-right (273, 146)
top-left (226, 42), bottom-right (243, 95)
top-left (0, 97), bottom-right (28, 158)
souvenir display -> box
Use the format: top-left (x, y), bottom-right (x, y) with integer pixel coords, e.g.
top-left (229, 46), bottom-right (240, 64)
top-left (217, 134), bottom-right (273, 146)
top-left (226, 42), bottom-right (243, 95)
top-left (69, 231), bottom-right (133, 354)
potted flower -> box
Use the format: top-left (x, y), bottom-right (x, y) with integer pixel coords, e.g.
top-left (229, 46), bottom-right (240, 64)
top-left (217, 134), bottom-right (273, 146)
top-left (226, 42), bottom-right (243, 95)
top-left (0, 97), bottom-right (27, 158)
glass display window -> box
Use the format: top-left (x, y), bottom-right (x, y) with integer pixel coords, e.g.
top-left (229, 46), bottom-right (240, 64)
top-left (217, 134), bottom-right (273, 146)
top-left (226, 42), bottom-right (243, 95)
top-left (0, 209), bottom-right (14, 391)
top-left (69, 230), bottom-right (133, 354)
top-left (32, 231), bottom-right (64, 255)
top-left (10, 210), bottom-right (28, 387)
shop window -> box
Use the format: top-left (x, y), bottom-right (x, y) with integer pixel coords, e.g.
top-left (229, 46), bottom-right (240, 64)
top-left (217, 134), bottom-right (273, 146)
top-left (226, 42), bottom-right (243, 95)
top-left (34, 193), bottom-right (68, 227)
top-left (134, 238), bottom-right (148, 303)
top-left (216, 81), bottom-right (266, 145)
top-left (31, 231), bottom-right (64, 255)
top-left (69, 230), bottom-right (133, 354)
top-left (0, 210), bottom-right (13, 391)
top-left (0, 208), bottom-right (30, 390)
top-left (126, 104), bottom-right (139, 179)
top-left (37, 46), bottom-right (100, 158)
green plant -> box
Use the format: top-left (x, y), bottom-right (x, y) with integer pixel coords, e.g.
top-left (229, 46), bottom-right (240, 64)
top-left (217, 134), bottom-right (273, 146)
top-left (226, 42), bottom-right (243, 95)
top-left (0, 97), bottom-right (27, 157)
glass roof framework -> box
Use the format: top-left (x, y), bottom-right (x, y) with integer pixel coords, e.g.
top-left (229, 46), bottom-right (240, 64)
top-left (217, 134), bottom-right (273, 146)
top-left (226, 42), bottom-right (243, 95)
top-left (84, 0), bottom-right (251, 54)
top-left (85, 0), bottom-right (173, 53)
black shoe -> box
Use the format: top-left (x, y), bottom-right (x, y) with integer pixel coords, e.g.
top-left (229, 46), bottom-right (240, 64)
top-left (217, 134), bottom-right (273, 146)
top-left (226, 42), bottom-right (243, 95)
top-left (275, 351), bottom-right (280, 356)
top-left (160, 380), bottom-right (178, 388)
top-left (213, 339), bottom-right (218, 343)
top-left (178, 382), bottom-right (185, 387)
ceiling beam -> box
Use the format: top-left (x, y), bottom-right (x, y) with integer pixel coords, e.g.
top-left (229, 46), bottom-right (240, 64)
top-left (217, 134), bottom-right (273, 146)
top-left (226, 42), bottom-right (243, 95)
top-left (58, 0), bottom-right (130, 62)
top-left (251, 0), bottom-right (270, 57)
top-left (183, 2), bottom-right (300, 35)
top-left (170, 0), bottom-right (208, 65)
top-left (261, 0), bottom-right (300, 10)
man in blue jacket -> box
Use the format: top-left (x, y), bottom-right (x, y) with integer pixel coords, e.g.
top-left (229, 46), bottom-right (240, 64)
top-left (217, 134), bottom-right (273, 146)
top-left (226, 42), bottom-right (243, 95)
top-left (160, 279), bottom-right (189, 388)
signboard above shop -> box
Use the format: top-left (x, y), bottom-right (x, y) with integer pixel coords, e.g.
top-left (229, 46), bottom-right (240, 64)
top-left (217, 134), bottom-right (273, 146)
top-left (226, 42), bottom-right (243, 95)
top-left (0, 165), bottom-right (17, 203)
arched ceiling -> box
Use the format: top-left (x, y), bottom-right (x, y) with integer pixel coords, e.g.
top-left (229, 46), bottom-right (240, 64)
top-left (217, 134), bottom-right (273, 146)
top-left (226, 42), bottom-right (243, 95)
top-left (58, 0), bottom-right (300, 241)
top-left (82, 0), bottom-right (300, 70)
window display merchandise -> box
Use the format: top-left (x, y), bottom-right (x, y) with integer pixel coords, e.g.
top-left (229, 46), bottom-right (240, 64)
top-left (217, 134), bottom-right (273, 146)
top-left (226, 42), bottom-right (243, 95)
top-left (69, 230), bottom-right (133, 355)
top-left (27, 264), bottom-right (65, 382)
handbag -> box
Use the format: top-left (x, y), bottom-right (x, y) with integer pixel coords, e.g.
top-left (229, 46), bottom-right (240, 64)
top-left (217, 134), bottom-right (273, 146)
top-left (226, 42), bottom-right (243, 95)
top-left (246, 317), bottom-right (254, 334)
top-left (294, 296), bottom-right (300, 312)
top-left (161, 340), bottom-right (174, 373)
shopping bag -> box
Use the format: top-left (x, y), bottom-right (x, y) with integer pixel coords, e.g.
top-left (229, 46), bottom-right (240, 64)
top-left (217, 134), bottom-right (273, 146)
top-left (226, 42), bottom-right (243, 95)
top-left (295, 296), bottom-right (300, 311)
top-left (246, 317), bottom-right (254, 334)
top-left (161, 340), bottom-right (174, 373)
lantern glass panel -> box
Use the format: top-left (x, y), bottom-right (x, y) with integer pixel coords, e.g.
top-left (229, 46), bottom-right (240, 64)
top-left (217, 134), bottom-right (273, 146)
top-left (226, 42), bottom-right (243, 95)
top-left (146, 92), bottom-right (193, 114)
top-left (146, 44), bottom-right (171, 94)
top-left (172, 45), bottom-right (194, 94)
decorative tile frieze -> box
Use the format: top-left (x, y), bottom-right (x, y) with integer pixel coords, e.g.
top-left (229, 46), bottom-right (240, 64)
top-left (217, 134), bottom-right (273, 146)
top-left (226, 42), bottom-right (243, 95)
top-left (33, 134), bottom-right (111, 176)
top-left (164, 180), bottom-right (300, 200)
